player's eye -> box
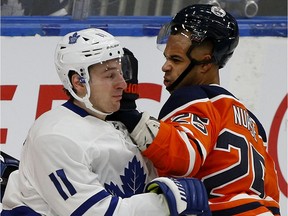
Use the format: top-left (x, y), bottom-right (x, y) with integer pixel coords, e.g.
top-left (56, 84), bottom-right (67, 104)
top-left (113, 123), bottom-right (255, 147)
top-left (169, 56), bottom-right (182, 64)
top-left (105, 71), bottom-right (114, 79)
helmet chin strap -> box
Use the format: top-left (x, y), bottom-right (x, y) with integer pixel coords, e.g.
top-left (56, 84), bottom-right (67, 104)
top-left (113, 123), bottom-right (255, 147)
top-left (82, 95), bottom-right (113, 116)
top-left (166, 58), bottom-right (214, 93)
top-left (166, 59), bottom-right (198, 92)
top-left (82, 83), bottom-right (113, 116)
top-left (70, 83), bottom-right (113, 117)
top-left (166, 45), bottom-right (215, 93)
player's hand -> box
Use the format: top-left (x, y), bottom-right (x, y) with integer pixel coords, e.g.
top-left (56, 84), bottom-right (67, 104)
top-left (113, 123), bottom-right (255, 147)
top-left (106, 47), bottom-right (141, 131)
top-left (146, 177), bottom-right (211, 216)
top-left (120, 47), bottom-right (139, 111)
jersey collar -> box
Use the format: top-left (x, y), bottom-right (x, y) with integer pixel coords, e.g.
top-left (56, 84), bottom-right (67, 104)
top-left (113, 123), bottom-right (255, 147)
top-left (62, 100), bottom-right (90, 117)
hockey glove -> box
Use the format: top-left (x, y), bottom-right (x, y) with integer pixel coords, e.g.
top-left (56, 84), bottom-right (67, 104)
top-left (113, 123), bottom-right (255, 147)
top-left (107, 48), bottom-right (160, 147)
top-left (106, 48), bottom-right (140, 127)
top-left (120, 47), bottom-right (139, 111)
top-left (146, 177), bottom-right (211, 216)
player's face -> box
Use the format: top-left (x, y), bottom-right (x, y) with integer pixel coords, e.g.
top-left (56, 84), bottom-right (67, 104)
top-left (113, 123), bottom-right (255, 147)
top-left (162, 34), bottom-right (207, 91)
top-left (88, 58), bottom-right (127, 113)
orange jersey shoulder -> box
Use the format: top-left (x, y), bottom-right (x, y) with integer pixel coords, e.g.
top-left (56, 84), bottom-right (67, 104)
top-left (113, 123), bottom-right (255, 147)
top-left (143, 85), bottom-right (280, 215)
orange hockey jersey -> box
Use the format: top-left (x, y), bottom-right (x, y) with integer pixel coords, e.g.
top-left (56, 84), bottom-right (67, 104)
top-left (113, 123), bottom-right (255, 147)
top-left (143, 84), bottom-right (280, 215)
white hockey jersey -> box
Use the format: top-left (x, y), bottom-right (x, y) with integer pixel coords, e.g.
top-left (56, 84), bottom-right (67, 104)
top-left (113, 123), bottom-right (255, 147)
top-left (2, 101), bottom-right (169, 216)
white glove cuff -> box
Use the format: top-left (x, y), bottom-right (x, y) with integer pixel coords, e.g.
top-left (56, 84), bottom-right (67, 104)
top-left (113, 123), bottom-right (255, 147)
top-left (130, 112), bottom-right (160, 151)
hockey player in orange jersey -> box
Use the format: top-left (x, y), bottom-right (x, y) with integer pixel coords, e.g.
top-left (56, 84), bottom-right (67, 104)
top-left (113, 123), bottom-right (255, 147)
top-left (107, 4), bottom-right (281, 216)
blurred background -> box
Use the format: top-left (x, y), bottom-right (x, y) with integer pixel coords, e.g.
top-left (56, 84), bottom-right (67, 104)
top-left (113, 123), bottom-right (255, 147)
top-left (1, 0), bottom-right (287, 18)
top-left (1, 0), bottom-right (287, 215)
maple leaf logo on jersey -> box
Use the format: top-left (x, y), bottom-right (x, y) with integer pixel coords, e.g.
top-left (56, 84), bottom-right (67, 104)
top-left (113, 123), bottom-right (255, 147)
top-left (104, 156), bottom-right (147, 198)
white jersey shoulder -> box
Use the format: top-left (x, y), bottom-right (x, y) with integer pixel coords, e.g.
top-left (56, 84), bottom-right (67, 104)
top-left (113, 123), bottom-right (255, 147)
top-left (2, 101), bottom-right (168, 216)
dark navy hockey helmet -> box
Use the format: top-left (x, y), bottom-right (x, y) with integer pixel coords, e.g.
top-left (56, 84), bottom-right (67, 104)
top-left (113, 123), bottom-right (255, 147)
top-left (157, 4), bottom-right (239, 68)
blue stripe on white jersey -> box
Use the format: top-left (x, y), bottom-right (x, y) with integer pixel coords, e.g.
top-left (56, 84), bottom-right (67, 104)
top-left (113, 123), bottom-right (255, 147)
top-left (49, 171), bottom-right (69, 200)
top-left (49, 169), bottom-right (77, 200)
top-left (71, 190), bottom-right (118, 216)
top-left (56, 169), bottom-right (77, 197)
top-left (1, 206), bottom-right (41, 216)
top-left (104, 196), bottom-right (119, 216)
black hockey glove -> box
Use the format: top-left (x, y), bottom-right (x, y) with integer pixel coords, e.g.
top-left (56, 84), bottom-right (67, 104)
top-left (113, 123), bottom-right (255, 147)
top-left (120, 47), bottom-right (139, 111)
top-left (106, 48), bottom-right (142, 132)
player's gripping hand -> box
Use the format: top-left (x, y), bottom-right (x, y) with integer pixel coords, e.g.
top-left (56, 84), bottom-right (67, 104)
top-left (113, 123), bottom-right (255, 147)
top-left (120, 47), bottom-right (139, 111)
top-left (106, 47), bottom-right (142, 132)
top-left (107, 48), bottom-right (160, 147)
top-left (146, 177), bottom-right (211, 216)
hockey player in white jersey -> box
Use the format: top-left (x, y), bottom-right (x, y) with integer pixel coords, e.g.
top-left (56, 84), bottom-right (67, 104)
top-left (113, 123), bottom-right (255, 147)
top-left (2, 28), bottom-right (211, 216)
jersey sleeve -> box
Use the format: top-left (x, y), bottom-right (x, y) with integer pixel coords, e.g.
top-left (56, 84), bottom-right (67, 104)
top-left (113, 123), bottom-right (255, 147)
top-left (142, 85), bottom-right (280, 215)
top-left (23, 134), bottom-right (169, 216)
top-left (143, 97), bottom-right (221, 177)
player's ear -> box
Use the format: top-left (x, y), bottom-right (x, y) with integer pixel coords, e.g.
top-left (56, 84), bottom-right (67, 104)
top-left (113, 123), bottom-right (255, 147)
top-left (71, 73), bottom-right (86, 94)
top-left (200, 54), bottom-right (213, 73)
